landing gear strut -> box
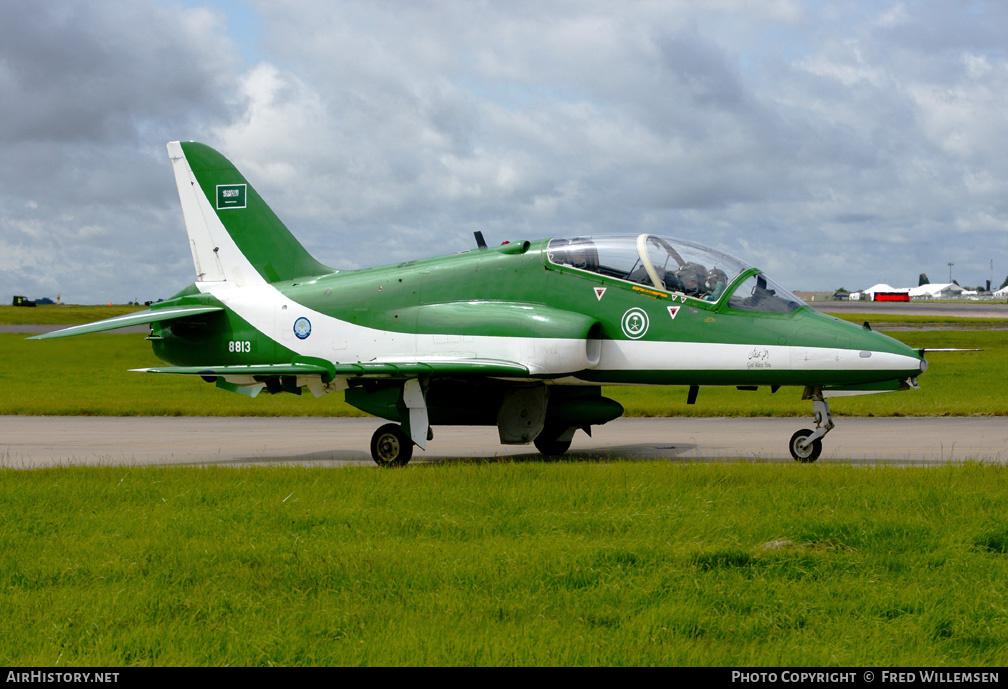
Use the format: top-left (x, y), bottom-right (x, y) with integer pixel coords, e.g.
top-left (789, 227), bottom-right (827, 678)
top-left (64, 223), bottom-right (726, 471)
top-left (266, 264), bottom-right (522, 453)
top-left (370, 423), bottom-right (413, 467)
top-left (789, 387), bottom-right (834, 463)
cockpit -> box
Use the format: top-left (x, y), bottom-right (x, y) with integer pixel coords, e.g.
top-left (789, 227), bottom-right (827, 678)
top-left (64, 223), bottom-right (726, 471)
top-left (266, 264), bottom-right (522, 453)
top-left (545, 234), bottom-right (805, 313)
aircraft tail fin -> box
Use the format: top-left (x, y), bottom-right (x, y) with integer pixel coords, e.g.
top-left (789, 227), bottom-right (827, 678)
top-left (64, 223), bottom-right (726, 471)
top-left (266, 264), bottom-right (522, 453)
top-left (167, 141), bottom-right (331, 286)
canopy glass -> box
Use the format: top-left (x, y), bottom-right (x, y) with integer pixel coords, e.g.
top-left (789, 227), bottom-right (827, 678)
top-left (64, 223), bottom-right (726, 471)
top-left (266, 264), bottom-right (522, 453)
top-left (546, 234), bottom-right (804, 312)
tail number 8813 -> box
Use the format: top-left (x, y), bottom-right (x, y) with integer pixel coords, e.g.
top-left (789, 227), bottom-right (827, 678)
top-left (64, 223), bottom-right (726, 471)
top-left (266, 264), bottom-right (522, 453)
top-left (228, 340), bottom-right (252, 353)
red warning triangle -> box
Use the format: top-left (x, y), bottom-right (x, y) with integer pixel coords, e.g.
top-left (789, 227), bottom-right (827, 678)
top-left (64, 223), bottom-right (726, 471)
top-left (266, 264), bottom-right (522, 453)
top-left (594, 287), bottom-right (606, 301)
top-left (667, 305), bottom-right (680, 320)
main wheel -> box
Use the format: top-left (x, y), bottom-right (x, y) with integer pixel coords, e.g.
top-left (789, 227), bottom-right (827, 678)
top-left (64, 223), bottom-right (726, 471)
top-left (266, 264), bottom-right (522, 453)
top-left (789, 429), bottom-right (822, 463)
top-left (370, 423), bottom-right (413, 467)
top-left (533, 426), bottom-right (573, 456)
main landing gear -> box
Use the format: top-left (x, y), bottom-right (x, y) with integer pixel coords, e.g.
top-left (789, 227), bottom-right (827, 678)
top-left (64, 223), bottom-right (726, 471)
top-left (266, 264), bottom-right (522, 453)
top-left (370, 423), bottom-right (413, 467)
top-left (789, 387), bottom-right (834, 463)
top-left (533, 425), bottom-right (576, 456)
top-left (369, 422), bottom-right (581, 466)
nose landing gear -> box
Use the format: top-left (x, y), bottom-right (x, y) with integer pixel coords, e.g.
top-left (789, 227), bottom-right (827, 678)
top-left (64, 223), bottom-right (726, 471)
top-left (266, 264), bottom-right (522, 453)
top-left (789, 387), bottom-right (834, 463)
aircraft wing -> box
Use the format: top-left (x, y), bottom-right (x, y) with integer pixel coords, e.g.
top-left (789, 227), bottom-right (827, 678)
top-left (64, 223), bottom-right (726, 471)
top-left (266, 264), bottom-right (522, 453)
top-left (133, 358), bottom-right (532, 400)
top-left (27, 305), bottom-right (224, 340)
top-left (132, 363), bottom-right (336, 378)
top-left (134, 358), bottom-right (531, 381)
top-left (328, 359), bottom-right (532, 378)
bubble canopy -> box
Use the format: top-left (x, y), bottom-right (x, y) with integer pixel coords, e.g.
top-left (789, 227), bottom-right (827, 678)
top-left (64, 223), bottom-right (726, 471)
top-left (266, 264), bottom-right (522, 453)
top-left (545, 234), bottom-right (805, 313)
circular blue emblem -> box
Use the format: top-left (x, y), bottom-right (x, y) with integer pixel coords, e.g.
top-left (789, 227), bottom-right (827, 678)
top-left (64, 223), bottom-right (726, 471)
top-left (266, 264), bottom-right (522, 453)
top-left (293, 317), bottom-right (311, 340)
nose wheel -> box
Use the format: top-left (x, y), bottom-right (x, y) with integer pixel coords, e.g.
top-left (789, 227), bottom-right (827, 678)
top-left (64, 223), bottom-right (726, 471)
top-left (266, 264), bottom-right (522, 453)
top-left (789, 387), bottom-right (833, 463)
top-left (789, 429), bottom-right (822, 462)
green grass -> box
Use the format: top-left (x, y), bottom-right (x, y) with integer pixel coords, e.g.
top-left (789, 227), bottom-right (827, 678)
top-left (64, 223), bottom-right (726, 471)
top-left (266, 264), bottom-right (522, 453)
top-left (826, 312), bottom-right (1008, 327)
top-left (0, 304), bottom-right (144, 325)
top-left (2, 462), bottom-right (1007, 666)
top-left (3, 329), bottom-right (1005, 416)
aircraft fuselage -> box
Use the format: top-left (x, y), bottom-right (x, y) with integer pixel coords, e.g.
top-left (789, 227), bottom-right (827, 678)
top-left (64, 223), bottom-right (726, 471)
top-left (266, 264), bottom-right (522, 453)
top-left (34, 141), bottom-right (927, 465)
top-left (152, 239), bottom-right (925, 391)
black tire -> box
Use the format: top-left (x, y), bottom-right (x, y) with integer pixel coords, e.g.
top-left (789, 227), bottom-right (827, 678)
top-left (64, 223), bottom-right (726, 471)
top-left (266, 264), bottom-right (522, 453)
top-left (533, 426), bottom-right (573, 456)
top-left (370, 423), bottom-right (413, 467)
top-left (789, 429), bottom-right (822, 463)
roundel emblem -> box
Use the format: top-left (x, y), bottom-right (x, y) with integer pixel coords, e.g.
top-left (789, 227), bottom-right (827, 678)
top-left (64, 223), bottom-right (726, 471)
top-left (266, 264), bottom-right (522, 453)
top-left (621, 308), bottom-right (649, 339)
top-left (293, 317), bottom-right (312, 340)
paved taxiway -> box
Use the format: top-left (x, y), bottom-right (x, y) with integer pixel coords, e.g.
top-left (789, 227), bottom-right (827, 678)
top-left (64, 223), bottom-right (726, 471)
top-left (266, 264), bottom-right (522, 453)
top-left (3, 416), bottom-right (1006, 468)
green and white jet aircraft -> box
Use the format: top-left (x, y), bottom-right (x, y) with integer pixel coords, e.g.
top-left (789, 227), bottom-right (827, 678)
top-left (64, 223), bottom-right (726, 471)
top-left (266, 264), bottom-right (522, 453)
top-left (34, 141), bottom-right (929, 466)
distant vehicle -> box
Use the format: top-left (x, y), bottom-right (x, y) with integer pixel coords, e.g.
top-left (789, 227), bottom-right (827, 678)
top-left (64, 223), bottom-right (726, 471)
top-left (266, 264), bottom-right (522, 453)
top-left (32, 142), bottom-right (929, 464)
top-left (874, 292), bottom-right (910, 302)
top-left (12, 296), bottom-right (36, 307)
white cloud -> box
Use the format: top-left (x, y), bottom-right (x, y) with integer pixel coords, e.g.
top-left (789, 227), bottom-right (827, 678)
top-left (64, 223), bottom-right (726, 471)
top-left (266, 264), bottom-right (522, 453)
top-left (2, 0), bottom-right (1007, 302)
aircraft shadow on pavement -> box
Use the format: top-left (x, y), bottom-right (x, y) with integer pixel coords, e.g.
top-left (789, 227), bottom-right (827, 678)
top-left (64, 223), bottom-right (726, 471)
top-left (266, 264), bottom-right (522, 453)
top-left (209, 443), bottom-right (720, 467)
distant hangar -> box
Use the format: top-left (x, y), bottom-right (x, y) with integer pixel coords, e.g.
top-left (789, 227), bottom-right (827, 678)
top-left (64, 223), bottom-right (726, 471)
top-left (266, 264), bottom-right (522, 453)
top-left (849, 282), bottom-right (972, 301)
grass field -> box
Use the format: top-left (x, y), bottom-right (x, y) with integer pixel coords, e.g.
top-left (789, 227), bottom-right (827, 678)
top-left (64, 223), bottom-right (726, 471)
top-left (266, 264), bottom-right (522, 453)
top-left (2, 462), bottom-right (1007, 666)
top-left (4, 309), bottom-right (1007, 668)
top-left (828, 312), bottom-right (1008, 327)
top-left (3, 328), bottom-right (1006, 416)
top-left (0, 304), bottom-right (143, 325)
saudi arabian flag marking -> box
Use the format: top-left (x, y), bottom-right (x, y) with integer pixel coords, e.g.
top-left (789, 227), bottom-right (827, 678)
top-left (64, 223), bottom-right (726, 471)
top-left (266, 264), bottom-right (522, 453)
top-left (621, 308), bottom-right (649, 339)
top-left (216, 184), bottom-right (247, 210)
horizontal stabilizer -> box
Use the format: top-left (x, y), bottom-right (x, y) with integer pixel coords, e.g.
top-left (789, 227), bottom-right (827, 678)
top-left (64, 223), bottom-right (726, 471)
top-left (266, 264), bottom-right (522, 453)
top-left (919, 348), bottom-right (981, 352)
top-left (28, 305), bottom-right (224, 340)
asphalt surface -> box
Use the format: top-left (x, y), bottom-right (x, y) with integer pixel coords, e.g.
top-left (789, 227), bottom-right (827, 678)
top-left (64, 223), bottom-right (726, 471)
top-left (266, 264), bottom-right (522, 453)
top-left (3, 416), bottom-right (1006, 468)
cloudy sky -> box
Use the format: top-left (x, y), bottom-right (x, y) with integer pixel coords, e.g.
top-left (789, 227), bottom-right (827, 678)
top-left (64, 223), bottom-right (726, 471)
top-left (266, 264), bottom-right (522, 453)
top-left (2, 0), bottom-right (1006, 303)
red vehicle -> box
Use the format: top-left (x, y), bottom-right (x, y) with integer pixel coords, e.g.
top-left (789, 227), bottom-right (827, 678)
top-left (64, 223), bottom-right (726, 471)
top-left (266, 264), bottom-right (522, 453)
top-left (874, 292), bottom-right (910, 302)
